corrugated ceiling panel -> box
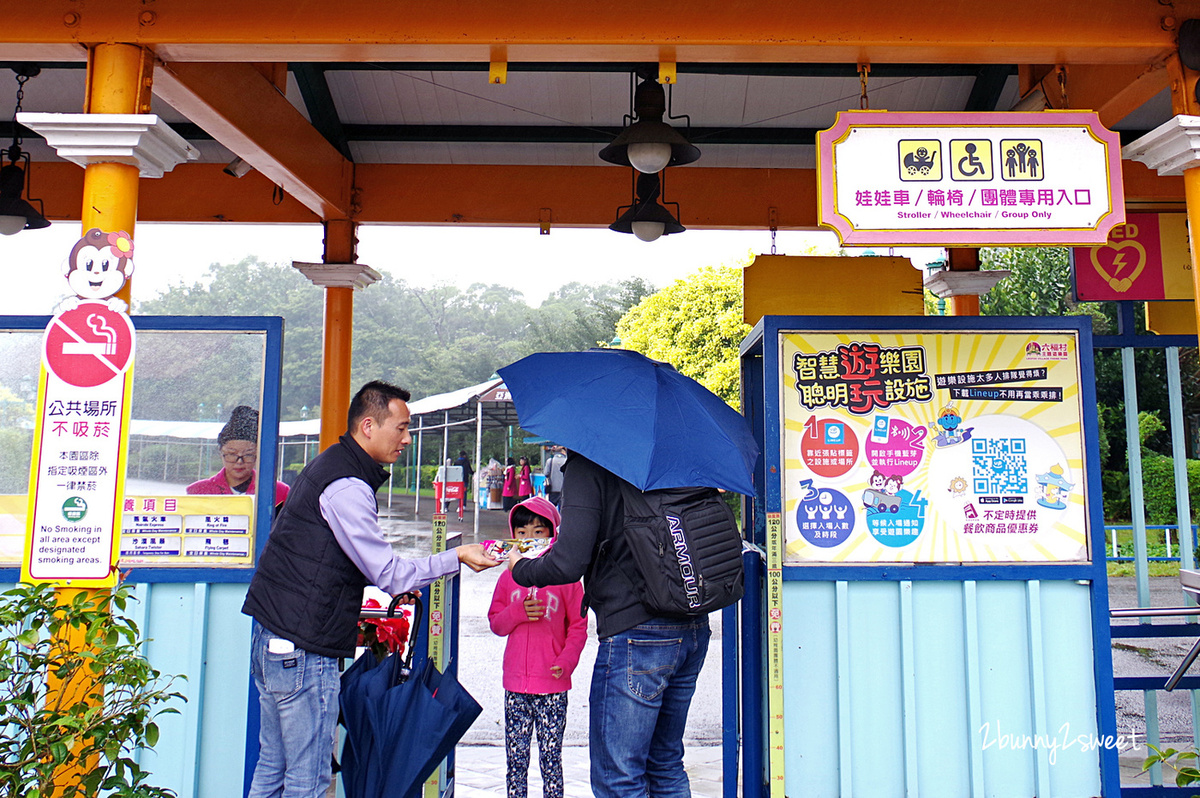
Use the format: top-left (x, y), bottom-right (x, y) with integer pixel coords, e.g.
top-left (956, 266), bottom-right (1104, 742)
top-left (995, 75), bottom-right (1021, 112)
top-left (329, 69), bottom-right (633, 127)
top-left (10, 68), bottom-right (85, 115)
top-left (1114, 87), bottom-right (1171, 130)
top-left (349, 140), bottom-right (815, 169)
top-left (285, 72), bottom-right (312, 122)
top-left (350, 140), bottom-right (602, 166)
top-left (328, 70), bottom-right (979, 143)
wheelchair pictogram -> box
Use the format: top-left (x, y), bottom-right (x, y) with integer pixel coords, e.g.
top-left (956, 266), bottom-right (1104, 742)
top-left (949, 139), bottom-right (993, 181)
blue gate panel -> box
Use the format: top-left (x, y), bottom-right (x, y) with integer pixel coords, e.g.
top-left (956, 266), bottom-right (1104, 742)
top-left (1039, 579), bottom-right (1102, 798)
top-left (783, 580), bottom-right (840, 797)
top-left (133, 581), bottom-right (252, 798)
top-left (911, 581), bottom-right (971, 798)
top-left (846, 581), bottom-right (905, 798)
top-left (781, 578), bottom-right (1103, 797)
top-left (975, 580), bottom-right (1038, 796)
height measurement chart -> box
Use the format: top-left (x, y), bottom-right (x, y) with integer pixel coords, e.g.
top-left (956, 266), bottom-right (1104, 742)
top-left (781, 330), bottom-right (1089, 564)
top-left (424, 513), bottom-right (448, 798)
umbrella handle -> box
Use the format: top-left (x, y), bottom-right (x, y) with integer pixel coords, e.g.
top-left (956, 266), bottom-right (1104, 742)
top-left (388, 592), bottom-right (423, 670)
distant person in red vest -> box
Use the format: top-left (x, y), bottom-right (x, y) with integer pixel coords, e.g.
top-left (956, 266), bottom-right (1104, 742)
top-left (503, 457), bottom-right (520, 512)
top-left (517, 455), bottom-right (534, 500)
top-left (188, 405), bottom-right (289, 506)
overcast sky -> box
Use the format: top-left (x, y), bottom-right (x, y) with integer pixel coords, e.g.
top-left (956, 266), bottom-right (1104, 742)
top-left (0, 223), bottom-right (942, 315)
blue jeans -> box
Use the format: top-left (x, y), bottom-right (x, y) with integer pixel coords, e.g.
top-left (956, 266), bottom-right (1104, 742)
top-left (247, 621), bottom-right (341, 798)
top-left (589, 617), bottom-right (711, 798)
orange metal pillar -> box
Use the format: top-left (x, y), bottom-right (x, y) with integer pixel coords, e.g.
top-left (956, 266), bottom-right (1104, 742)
top-left (80, 43), bottom-right (152, 305)
top-left (319, 219), bottom-right (357, 452)
top-left (1167, 57), bottom-right (1200, 337)
top-left (50, 42), bottom-right (150, 796)
top-left (947, 248), bottom-right (982, 316)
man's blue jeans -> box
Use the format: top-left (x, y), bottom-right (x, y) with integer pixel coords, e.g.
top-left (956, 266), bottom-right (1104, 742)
top-left (247, 620), bottom-right (341, 798)
top-left (589, 617), bottom-right (711, 798)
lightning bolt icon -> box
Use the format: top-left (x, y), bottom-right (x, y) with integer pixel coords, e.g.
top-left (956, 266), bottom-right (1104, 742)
top-left (1111, 252), bottom-right (1127, 276)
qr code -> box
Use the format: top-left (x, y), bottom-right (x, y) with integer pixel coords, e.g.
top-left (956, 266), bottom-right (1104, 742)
top-left (972, 437), bottom-right (1028, 495)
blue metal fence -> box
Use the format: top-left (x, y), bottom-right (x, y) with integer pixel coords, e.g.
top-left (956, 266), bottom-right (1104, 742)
top-left (1105, 525), bottom-right (1200, 562)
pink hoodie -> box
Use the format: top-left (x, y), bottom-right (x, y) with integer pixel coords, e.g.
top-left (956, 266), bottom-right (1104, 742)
top-left (488, 496), bottom-right (587, 694)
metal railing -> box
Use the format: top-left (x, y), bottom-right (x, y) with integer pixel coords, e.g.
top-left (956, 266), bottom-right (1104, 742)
top-left (1105, 524), bottom-right (1200, 562)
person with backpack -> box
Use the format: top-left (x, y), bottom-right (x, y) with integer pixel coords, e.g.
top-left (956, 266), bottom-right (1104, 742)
top-left (489, 496), bottom-right (587, 798)
top-left (507, 451), bottom-right (742, 798)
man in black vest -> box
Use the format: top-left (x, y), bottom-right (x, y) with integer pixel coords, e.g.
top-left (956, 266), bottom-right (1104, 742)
top-left (242, 380), bottom-right (498, 798)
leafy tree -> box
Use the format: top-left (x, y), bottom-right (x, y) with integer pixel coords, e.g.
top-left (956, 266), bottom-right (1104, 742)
top-left (978, 246), bottom-right (1200, 522)
top-left (979, 246), bottom-right (1106, 326)
top-left (135, 257), bottom-right (323, 419)
top-left (615, 264), bottom-right (749, 408)
top-left (526, 278), bottom-right (655, 352)
top-left (133, 258), bottom-right (654, 471)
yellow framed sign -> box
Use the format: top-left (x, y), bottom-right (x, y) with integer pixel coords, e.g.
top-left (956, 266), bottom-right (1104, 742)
top-left (780, 325), bottom-right (1091, 564)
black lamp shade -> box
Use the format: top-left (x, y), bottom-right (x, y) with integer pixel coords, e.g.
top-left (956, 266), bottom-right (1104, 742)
top-left (609, 172), bottom-right (685, 238)
top-left (0, 163), bottom-right (49, 231)
top-left (599, 79), bottom-right (701, 169)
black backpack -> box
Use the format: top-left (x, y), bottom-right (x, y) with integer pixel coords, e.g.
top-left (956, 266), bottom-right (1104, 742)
top-left (613, 483), bottom-right (745, 617)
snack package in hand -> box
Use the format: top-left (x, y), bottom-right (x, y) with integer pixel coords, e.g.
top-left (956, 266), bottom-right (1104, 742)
top-left (483, 537), bottom-right (551, 560)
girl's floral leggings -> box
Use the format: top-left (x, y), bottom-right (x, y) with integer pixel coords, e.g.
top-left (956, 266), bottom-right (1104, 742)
top-left (504, 690), bottom-right (568, 798)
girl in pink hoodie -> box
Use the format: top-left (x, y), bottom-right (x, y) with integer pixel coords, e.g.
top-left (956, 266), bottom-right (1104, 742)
top-left (488, 496), bottom-right (587, 798)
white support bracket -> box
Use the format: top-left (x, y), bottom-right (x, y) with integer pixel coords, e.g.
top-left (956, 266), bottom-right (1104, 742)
top-left (16, 113), bottom-right (199, 178)
top-left (1123, 115), bottom-right (1200, 176)
top-left (292, 261), bottom-right (381, 290)
top-left (924, 269), bottom-right (1011, 298)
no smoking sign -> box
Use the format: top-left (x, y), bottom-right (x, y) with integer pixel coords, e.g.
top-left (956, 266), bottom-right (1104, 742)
top-left (43, 301), bottom-right (135, 388)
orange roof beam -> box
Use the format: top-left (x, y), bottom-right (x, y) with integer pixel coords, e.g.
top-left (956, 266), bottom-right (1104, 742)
top-left (25, 160), bottom-right (1182, 228)
top-left (1018, 63), bottom-right (1172, 128)
top-left (151, 60), bottom-right (353, 219)
top-left (1, 0), bottom-right (1194, 64)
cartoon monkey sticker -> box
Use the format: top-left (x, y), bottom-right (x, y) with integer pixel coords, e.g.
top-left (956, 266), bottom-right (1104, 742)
top-left (62, 228), bottom-right (135, 312)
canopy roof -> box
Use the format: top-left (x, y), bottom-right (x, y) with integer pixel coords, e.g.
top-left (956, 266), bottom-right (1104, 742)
top-left (129, 379), bottom-right (520, 440)
top-left (407, 378), bottom-right (520, 432)
top-left (1, 1), bottom-right (1189, 228)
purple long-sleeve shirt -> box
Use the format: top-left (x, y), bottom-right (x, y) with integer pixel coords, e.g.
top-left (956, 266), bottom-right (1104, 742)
top-left (320, 477), bottom-right (459, 594)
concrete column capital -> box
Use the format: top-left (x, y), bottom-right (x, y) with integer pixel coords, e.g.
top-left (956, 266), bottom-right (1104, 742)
top-left (924, 269), bottom-right (1011, 298)
top-left (16, 113), bottom-right (198, 179)
top-left (1123, 115), bottom-right (1200, 177)
top-left (292, 261), bottom-right (381, 290)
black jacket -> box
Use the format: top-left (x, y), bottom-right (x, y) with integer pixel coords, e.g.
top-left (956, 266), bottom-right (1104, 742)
top-left (512, 452), bottom-right (652, 638)
top-left (242, 433), bottom-right (391, 658)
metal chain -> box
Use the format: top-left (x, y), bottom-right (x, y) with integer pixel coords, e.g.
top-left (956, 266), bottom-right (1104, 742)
top-left (1056, 66), bottom-right (1068, 108)
top-left (12, 73), bottom-right (29, 145)
top-left (770, 225), bottom-right (777, 255)
top-left (859, 64), bottom-right (870, 110)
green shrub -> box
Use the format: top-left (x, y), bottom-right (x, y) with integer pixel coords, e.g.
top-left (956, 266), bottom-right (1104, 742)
top-left (0, 582), bottom-right (184, 797)
top-left (1141, 454), bottom-right (1200, 526)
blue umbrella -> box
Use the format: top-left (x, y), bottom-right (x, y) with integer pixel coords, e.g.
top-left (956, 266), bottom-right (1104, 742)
top-left (374, 657), bottom-right (482, 798)
top-left (339, 597), bottom-right (483, 798)
top-left (498, 349), bottom-right (759, 495)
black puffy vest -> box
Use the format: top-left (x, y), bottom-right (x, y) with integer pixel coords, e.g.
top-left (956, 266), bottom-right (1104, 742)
top-left (242, 433), bottom-right (390, 658)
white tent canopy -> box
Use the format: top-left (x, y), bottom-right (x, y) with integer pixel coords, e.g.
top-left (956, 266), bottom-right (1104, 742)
top-left (406, 377), bottom-right (521, 536)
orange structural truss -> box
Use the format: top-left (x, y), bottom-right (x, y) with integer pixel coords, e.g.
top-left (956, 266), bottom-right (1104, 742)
top-left (4, 0), bottom-right (1195, 64)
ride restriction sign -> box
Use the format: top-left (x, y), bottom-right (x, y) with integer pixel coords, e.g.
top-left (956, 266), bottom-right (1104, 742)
top-left (43, 301), bottom-right (135, 388)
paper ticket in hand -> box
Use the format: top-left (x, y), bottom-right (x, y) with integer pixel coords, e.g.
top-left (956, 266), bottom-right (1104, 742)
top-left (484, 538), bottom-right (551, 560)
